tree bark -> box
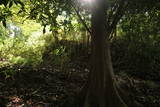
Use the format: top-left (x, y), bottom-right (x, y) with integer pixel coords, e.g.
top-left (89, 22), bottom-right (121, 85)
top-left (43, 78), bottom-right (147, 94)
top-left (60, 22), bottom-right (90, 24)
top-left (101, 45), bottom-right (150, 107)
top-left (52, 31), bottom-right (59, 42)
top-left (83, 0), bottom-right (128, 107)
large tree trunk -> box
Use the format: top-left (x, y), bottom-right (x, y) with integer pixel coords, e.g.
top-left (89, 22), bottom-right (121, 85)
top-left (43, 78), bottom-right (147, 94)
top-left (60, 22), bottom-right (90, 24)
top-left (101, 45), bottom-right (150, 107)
top-left (83, 0), bottom-right (127, 107)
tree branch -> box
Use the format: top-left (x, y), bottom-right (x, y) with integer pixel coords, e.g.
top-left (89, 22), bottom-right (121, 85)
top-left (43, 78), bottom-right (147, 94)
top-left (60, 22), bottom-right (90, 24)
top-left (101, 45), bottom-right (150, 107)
top-left (108, 0), bottom-right (129, 36)
top-left (71, 3), bottom-right (92, 35)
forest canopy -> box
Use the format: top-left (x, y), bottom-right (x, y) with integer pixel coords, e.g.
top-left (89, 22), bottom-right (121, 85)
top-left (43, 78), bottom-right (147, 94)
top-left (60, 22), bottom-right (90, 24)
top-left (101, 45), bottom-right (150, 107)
top-left (0, 0), bottom-right (160, 107)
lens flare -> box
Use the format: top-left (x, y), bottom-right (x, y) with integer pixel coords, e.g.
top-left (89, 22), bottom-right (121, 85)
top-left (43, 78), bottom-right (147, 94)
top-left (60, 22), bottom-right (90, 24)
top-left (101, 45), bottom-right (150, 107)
top-left (83, 0), bottom-right (92, 3)
top-left (81, 0), bottom-right (95, 4)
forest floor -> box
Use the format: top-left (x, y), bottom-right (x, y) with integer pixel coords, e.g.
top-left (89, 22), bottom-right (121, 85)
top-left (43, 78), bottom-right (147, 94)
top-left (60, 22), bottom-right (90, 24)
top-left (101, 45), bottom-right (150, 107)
top-left (0, 66), bottom-right (160, 107)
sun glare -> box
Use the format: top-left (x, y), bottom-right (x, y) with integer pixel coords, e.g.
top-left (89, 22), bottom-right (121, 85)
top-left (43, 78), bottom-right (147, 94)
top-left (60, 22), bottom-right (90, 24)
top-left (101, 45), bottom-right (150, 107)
top-left (81, 0), bottom-right (95, 4)
top-left (83, 0), bottom-right (92, 3)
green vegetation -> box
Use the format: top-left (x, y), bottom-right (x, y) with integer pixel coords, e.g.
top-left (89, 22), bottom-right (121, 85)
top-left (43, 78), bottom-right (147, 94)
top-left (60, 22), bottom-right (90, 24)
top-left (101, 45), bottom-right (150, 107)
top-left (0, 0), bottom-right (160, 107)
top-left (0, 20), bottom-right (43, 67)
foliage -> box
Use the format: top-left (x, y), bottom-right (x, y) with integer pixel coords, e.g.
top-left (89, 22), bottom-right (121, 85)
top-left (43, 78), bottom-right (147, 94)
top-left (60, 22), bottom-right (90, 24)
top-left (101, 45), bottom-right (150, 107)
top-left (0, 0), bottom-right (160, 107)
top-left (0, 0), bottom-right (24, 27)
top-left (19, 20), bottom-right (42, 36)
top-left (0, 23), bottom-right (7, 37)
top-left (0, 20), bottom-right (45, 68)
top-left (0, 35), bottom-right (43, 67)
top-left (111, 9), bottom-right (160, 80)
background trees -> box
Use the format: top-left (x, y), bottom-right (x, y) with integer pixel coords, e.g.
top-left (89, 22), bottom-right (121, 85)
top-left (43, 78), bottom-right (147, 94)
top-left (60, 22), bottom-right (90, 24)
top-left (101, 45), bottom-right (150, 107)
top-left (0, 0), bottom-right (160, 107)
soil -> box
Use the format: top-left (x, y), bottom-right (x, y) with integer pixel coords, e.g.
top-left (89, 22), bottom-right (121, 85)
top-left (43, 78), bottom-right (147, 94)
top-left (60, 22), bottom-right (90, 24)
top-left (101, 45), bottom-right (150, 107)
top-left (0, 66), bottom-right (160, 107)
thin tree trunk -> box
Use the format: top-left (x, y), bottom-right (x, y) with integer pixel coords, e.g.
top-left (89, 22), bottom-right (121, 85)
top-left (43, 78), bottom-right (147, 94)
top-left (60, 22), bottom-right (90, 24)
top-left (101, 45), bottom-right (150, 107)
top-left (86, 31), bottom-right (90, 48)
top-left (52, 31), bottom-right (59, 42)
top-left (83, 0), bottom-right (127, 107)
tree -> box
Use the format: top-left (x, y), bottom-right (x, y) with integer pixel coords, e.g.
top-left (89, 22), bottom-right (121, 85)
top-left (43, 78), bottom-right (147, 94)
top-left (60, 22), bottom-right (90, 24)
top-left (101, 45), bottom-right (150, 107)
top-left (25, 0), bottom-right (159, 107)
top-left (72, 0), bottom-right (159, 107)
top-left (82, 0), bottom-right (128, 106)
top-left (1, 0), bottom-right (159, 107)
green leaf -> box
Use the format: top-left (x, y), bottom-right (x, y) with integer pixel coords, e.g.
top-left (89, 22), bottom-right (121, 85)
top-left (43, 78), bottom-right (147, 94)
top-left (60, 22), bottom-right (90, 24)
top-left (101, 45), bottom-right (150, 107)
top-left (17, 0), bottom-right (24, 7)
top-left (3, 0), bottom-right (9, 7)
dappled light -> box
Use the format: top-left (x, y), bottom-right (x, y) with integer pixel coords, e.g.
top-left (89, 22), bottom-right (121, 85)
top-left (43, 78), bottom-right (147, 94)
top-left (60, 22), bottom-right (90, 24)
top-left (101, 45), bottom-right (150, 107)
top-left (0, 0), bottom-right (160, 107)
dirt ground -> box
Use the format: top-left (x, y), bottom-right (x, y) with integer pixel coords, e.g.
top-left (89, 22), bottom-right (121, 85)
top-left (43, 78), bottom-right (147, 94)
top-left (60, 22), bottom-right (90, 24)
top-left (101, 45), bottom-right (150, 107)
top-left (0, 67), bottom-right (160, 107)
